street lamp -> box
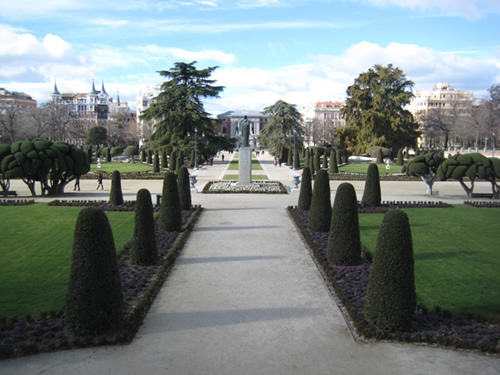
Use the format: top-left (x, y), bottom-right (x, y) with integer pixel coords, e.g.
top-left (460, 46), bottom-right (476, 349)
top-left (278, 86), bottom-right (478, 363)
top-left (493, 132), bottom-right (496, 157)
top-left (194, 127), bottom-right (198, 169)
top-left (485, 136), bottom-right (488, 153)
top-left (293, 129), bottom-right (297, 170)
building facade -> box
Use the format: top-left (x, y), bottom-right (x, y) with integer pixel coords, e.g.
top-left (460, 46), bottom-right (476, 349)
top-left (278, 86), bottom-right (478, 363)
top-left (216, 110), bottom-right (269, 148)
top-left (0, 88), bottom-right (37, 112)
top-left (299, 101), bottom-right (347, 146)
top-left (135, 85), bottom-right (161, 143)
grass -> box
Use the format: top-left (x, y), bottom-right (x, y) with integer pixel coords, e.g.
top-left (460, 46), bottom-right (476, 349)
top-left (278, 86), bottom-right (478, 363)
top-left (90, 161), bottom-right (153, 173)
top-left (339, 163), bottom-right (404, 175)
top-left (359, 205), bottom-right (500, 321)
top-left (0, 204), bottom-right (135, 319)
top-left (227, 153), bottom-right (264, 170)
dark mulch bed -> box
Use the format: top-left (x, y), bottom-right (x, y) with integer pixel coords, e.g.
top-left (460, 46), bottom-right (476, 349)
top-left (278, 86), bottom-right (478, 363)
top-left (287, 205), bottom-right (500, 355)
top-left (329, 173), bottom-right (420, 181)
top-left (0, 204), bottom-right (202, 359)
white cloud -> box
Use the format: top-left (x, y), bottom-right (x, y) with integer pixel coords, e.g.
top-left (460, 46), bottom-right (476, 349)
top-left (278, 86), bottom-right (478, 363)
top-left (130, 45), bottom-right (236, 64)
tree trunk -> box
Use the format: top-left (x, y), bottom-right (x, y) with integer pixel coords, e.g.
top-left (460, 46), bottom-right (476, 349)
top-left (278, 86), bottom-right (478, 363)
top-left (421, 175), bottom-right (436, 195)
top-left (458, 178), bottom-right (474, 197)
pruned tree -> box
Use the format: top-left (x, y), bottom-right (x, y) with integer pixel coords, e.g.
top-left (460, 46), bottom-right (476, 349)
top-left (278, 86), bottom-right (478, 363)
top-left (307, 169), bottom-right (331, 232)
top-left (402, 152), bottom-right (443, 195)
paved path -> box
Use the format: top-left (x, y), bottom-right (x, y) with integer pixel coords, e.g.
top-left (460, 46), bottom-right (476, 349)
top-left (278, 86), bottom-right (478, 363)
top-left (1, 152), bottom-right (499, 374)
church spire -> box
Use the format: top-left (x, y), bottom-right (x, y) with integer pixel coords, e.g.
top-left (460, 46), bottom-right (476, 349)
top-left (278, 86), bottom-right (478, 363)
top-left (90, 79), bottom-right (99, 95)
top-left (117, 91), bottom-right (120, 106)
top-left (52, 80), bottom-right (60, 95)
top-left (101, 80), bottom-right (108, 95)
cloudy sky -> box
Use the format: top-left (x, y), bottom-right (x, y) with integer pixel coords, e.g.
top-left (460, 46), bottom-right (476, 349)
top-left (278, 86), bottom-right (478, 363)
top-left (1, 0), bottom-right (499, 115)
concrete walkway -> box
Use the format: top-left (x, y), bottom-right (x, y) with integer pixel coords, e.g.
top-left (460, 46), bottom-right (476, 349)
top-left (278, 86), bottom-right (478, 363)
top-left (1, 152), bottom-right (499, 374)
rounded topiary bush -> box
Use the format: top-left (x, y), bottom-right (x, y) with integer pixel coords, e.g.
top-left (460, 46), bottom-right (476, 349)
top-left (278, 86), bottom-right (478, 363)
top-left (376, 148), bottom-right (384, 164)
top-left (159, 171), bottom-right (182, 232)
top-left (329, 150), bottom-right (338, 174)
top-left (153, 151), bottom-right (160, 173)
top-left (65, 207), bottom-right (123, 336)
top-left (308, 169), bottom-right (332, 232)
top-left (327, 182), bottom-right (360, 265)
top-left (131, 189), bottom-right (158, 266)
top-left (298, 166), bottom-right (312, 211)
top-left (177, 165), bottom-right (192, 211)
top-left (361, 163), bottom-right (381, 207)
top-left (364, 209), bottom-right (416, 332)
top-left (109, 170), bottom-right (124, 205)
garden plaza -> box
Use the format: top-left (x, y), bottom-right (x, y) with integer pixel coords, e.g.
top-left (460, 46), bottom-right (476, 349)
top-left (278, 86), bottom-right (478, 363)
top-left (2, 151), bottom-right (498, 375)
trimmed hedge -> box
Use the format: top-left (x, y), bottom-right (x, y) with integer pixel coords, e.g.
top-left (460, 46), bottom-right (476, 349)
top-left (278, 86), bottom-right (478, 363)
top-left (329, 150), bottom-right (338, 174)
top-left (297, 166), bottom-right (312, 211)
top-left (177, 166), bottom-right (192, 211)
top-left (308, 169), bottom-right (331, 232)
top-left (109, 170), bottom-right (124, 206)
top-left (364, 209), bottom-right (416, 332)
top-left (159, 171), bottom-right (182, 232)
top-left (361, 163), bottom-right (381, 207)
top-left (65, 207), bottom-right (124, 336)
top-left (130, 189), bottom-right (158, 266)
top-left (327, 182), bottom-right (361, 265)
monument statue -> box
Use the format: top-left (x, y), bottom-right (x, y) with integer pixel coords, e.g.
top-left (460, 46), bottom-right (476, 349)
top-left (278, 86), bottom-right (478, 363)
top-left (240, 116), bottom-right (251, 148)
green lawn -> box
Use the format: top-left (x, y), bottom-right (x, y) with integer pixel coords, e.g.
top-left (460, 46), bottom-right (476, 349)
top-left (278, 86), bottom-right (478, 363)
top-left (223, 175), bottom-right (268, 180)
top-left (227, 153), bottom-right (263, 170)
top-left (90, 161), bottom-right (153, 173)
top-left (0, 204), bottom-right (135, 319)
top-left (359, 206), bottom-right (500, 321)
top-left (339, 163), bottom-right (404, 175)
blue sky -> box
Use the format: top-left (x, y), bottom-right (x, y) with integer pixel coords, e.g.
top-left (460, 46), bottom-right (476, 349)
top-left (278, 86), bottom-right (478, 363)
top-left (1, 0), bottom-right (499, 115)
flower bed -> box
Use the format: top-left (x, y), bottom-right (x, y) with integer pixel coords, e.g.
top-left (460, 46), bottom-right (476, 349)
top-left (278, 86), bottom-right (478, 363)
top-left (0, 206), bottom-right (202, 359)
top-left (202, 180), bottom-right (288, 194)
top-left (288, 206), bottom-right (500, 354)
top-left (329, 173), bottom-right (420, 181)
top-left (0, 199), bottom-right (35, 206)
top-left (464, 201), bottom-right (500, 208)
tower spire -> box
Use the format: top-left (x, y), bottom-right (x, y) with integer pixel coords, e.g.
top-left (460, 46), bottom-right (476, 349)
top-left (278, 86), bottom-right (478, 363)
top-left (117, 91), bottom-right (120, 106)
top-left (90, 79), bottom-right (98, 94)
top-left (52, 80), bottom-right (60, 95)
top-left (101, 80), bottom-right (107, 95)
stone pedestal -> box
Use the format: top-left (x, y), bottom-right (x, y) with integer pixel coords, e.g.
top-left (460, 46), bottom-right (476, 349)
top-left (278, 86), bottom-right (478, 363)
top-left (238, 147), bottom-right (252, 184)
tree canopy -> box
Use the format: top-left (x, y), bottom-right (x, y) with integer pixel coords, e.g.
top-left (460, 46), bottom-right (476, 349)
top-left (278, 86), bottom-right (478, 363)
top-left (338, 64), bottom-right (420, 155)
top-left (257, 100), bottom-right (304, 154)
top-left (140, 61), bottom-right (224, 144)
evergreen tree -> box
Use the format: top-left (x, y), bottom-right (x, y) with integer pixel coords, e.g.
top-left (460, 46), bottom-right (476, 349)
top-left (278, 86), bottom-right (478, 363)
top-left (131, 189), bottom-right (158, 266)
top-left (87, 146), bottom-right (92, 164)
top-left (308, 169), bottom-right (332, 232)
top-left (297, 166), bottom-right (312, 211)
top-left (313, 148), bottom-right (321, 172)
top-left (161, 150), bottom-right (168, 169)
top-left (287, 147), bottom-right (293, 167)
top-left (327, 182), bottom-right (361, 265)
top-left (147, 149), bottom-right (152, 164)
top-left (159, 171), bottom-right (182, 231)
top-left (169, 151), bottom-right (176, 170)
top-left (294, 149), bottom-right (300, 169)
top-left (109, 170), bottom-right (124, 205)
top-left (304, 148), bottom-right (310, 168)
top-left (361, 163), bottom-right (381, 207)
top-left (336, 149), bottom-right (341, 166)
top-left (376, 148), bottom-right (384, 164)
top-left (65, 207), bottom-right (123, 336)
top-left (397, 148), bottom-right (404, 166)
top-left (141, 148), bottom-right (146, 162)
top-left (323, 150), bottom-right (329, 169)
top-left (364, 209), bottom-right (416, 332)
top-left (178, 166), bottom-right (192, 210)
top-left (105, 147), bottom-right (111, 162)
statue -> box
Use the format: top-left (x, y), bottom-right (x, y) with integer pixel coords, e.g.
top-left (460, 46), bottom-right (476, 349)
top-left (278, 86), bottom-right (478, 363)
top-left (240, 116), bottom-right (251, 148)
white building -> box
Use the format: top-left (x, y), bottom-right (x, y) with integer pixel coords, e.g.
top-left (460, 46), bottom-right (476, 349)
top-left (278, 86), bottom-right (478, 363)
top-left (135, 85), bottom-right (161, 142)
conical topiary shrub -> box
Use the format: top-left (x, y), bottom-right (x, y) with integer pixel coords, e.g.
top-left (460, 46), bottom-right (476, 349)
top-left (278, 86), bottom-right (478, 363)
top-left (308, 169), bottom-right (332, 232)
top-left (153, 150), bottom-right (160, 172)
top-left (298, 166), bottom-right (312, 211)
top-left (336, 149), bottom-right (342, 166)
top-left (329, 150), bottom-right (338, 174)
top-left (364, 209), bottom-right (416, 332)
top-left (294, 149), bottom-right (300, 169)
top-left (169, 151), bottom-right (176, 170)
top-left (130, 189), bottom-right (158, 266)
top-left (287, 147), bottom-right (293, 167)
top-left (327, 182), bottom-right (360, 265)
top-left (304, 148), bottom-right (310, 168)
top-left (147, 149), bottom-right (152, 164)
top-left (87, 146), bottom-right (92, 164)
top-left (323, 150), bottom-right (328, 169)
top-left (397, 148), bottom-right (404, 166)
top-left (177, 165), bottom-right (192, 211)
top-left (376, 148), bottom-right (384, 164)
top-left (313, 149), bottom-right (321, 172)
top-left (361, 163), bottom-right (381, 207)
top-left (159, 171), bottom-right (182, 232)
top-left (109, 170), bottom-right (124, 205)
top-left (161, 150), bottom-right (168, 169)
top-left (141, 148), bottom-right (146, 162)
top-left (65, 207), bottom-right (123, 336)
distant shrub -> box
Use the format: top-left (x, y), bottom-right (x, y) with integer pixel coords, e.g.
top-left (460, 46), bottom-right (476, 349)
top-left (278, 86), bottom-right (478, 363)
top-left (327, 182), bottom-right (361, 265)
top-left (65, 207), bottom-right (123, 336)
top-left (376, 148), bottom-right (384, 164)
top-left (147, 149), bottom-right (152, 164)
top-left (361, 163), bottom-right (381, 207)
top-left (161, 150), bottom-right (168, 169)
top-left (397, 148), bottom-right (404, 166)
top-left (308, 169), bottom-right (332, 232)
top-left (109, 170), bottom-right (124, 205)
top-left (130, 189), bottom-right (158, 266)
top-left (329, 150), bottom-right (338, 174)
top-left (153, 151), bottom-right (160, 173)
top-left (364, 209), bottom-right (416, 332)
top-left (177, 166), bottom-right (192, 210)
top-left (159, 171), bottom-right (182, 232)
top-left (298, 166), bottom-right (312, 211)
top-left (124, 145), bottom-right (139, 158)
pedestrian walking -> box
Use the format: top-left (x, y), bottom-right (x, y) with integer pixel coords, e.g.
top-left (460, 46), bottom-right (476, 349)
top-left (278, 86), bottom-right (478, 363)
top-left (274, 157), bottom-right (278, 167)
top-left (74, 177), bottom-right (80, 191)
top-left (96, 173), bottom-right (104, 190)
top-left (222, 154), bottom-right (225, 162)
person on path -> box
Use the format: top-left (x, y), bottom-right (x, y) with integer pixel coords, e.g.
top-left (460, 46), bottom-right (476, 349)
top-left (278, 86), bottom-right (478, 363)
top-left (96, 173), bottom-right (104, 190)
top-left (73, 177), bottom-right (80, 191)
top-left (222, 154), bottom-right (225, 162)
top-left (274, 157), bottom-right (278, 167)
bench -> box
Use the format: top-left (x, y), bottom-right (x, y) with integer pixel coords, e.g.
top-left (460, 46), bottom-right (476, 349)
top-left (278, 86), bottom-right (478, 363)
top-left (471, 193), bottom-right (494, 199)
top-left (1, 190), bottom-right (17, 197)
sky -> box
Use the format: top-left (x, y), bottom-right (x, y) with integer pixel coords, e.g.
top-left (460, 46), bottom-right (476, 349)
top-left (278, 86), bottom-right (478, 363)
top-left (1, 0), bottom-right (499, 116)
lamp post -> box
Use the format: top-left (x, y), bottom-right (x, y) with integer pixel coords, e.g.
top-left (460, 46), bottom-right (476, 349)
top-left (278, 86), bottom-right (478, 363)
top-left (493, 132), bottom-right (496, 157)
top-left (293, 129), bottom-right (297, 170)
top-left (485, 136), bottom-right (488, 153)
top-left (194, 127), bottom-right (198, 169)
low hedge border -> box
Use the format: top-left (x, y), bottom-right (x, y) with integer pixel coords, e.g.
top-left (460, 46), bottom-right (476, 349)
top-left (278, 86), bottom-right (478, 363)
top-left (0, 199), bottom-right (35, 206)
top-left (464, 201), bottom-right (500, 208)
top-left (287, 206), bottom-right (500, 355)
top-left (0, 205), bottom-right (203, 359)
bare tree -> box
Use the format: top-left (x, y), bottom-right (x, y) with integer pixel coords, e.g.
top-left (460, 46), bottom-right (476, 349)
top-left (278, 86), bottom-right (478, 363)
top-left (0, 106), bottom-right (30, 143)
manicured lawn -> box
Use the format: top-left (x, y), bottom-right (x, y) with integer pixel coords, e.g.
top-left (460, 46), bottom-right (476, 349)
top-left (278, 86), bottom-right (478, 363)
top-left (90, 161), bottom-right (153, 173)
top-left (359, 205), bottom-right (500, 321)
top-left (339, 163), bottom-right (404, 175)
top-left (223, 174), bottom-right (268, 180)
top-left (227, 153), bottom-right (263, 170)
top-left (0, 204), bottom-right (135, 319)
